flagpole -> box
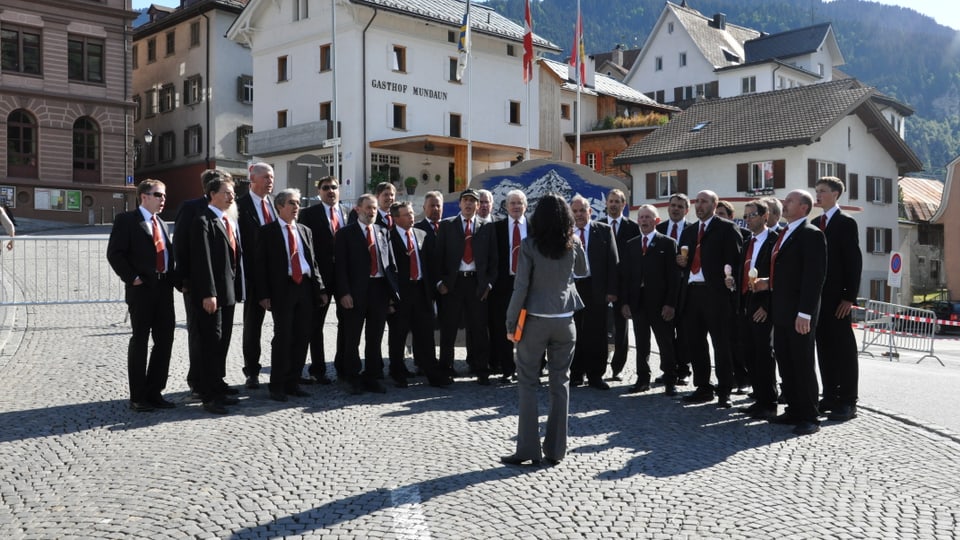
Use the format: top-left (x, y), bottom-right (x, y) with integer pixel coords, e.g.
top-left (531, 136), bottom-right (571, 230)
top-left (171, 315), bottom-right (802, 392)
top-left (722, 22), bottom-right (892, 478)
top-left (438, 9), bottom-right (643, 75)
top-left (525, 82), bottom-right (531, 161)
top-left (575, 0), bottom-right (581, 165)
top-left (523, 0), bottom-right (533, 161)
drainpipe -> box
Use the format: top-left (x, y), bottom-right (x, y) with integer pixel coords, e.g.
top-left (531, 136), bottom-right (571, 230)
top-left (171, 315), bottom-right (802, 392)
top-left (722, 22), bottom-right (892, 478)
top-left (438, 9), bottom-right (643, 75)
top-left (772, 63), bottom-right (781, 92)
top-left (362, 7), bottom-right (378, 188)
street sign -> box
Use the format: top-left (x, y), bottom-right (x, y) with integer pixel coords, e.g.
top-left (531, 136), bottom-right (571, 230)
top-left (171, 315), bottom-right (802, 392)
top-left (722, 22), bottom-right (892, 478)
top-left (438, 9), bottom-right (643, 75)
top-left (322, 138), bottom-right (341, 148)
top-left (126, 175), bottom-right (134, 185)
top-left (888, 251), bottom-right (903, 288)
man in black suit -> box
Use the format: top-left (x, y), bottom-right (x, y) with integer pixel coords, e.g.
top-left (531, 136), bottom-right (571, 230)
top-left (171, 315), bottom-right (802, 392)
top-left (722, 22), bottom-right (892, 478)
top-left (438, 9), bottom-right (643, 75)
top-left (753, 189), bottom-right (826, 436)
top-left (619, 204), bottom-right (680, 396)
top-left (435, 189), bottom-right (495, 385)
top-left (298, 175), bottom-right (346, 384)
top-left (716, 199), bottom-right (752, 392)
top-left (237, 162), bottom-right (276, 389)
top-left (335, 193), bottom-right (398, 394)
top-left (570, 195), bottom-right (619, 390)
top-left (676, 190), bottom-right (742, 408)
top-left (349, 182), bottom-right (396, 230)
top-left (814, 176), bottom-right (863, 422)
top-left (174, 169), bottom-right (229, 396)
top-left (728, 200), bottom-right (779, 420)
top-left (255, 188), bottom-right (328, 402)
top-left (107, 179), bottom-right (177, 412)
top-left (415, 190), bottom-right (444, 239)
top-left (655, 193), bottom-right (694, 384)
top-left (190, 176), bottom-right (245, 414)
top-left (387, 201), bottom-right (450, 388)
top-left (601, 189), bottom-right (640, 382)
top-left (486, 189), bottom-right (528, 382)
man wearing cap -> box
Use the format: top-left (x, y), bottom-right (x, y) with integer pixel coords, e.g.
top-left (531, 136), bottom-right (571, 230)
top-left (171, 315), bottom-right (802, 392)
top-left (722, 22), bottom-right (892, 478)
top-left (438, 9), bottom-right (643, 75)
top-left (434, 189), bottom-right (495, 385)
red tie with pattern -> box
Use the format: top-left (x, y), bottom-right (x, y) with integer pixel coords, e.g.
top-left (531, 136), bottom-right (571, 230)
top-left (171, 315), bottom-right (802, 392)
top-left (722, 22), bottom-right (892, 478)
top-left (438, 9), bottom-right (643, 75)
top-left (407, 230), bottom-right (419, 281)
top-left (463, 219), bottom-right (474, 264)
top-left (690, 223), bottom-right (705, 274)
top-left (152, 215), bottom-right (165, 272)
top-left (386, 214), bottom-right (393, 229)
top-left (819, 214), bottom-right (827, 231)
top-left (741, 237), bottom-right (756, 294)
top-left (330, 206), bottom-right (340, 234)
top-left (223, 216), bottom-right (237, 268)
top-left (511, 220), bottom-right (521, 274)
top-left (670, 222), bottom-right (678, 240)
top-left (432, 221), bottom-right (439, 235)
top-left (367, 225), bottom-right (378, 276)
top-left (288, 224), bottom-right (303, 284)
top-left (579, 227), bottom-right (586, 250)
top-left (642, 235), bottom-right (648, 255)
top-left (770, 231), bottom-right (785, 290)
top-left (261, 199), bottom-right (272, 224)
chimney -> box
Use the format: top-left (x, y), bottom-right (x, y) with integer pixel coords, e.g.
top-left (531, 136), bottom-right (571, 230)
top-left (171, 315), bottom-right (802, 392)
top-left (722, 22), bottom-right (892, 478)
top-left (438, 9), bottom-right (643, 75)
top-left (613, 45), bottom-right (624, 67)
top-left (713, 13), bottom-right (727, 30)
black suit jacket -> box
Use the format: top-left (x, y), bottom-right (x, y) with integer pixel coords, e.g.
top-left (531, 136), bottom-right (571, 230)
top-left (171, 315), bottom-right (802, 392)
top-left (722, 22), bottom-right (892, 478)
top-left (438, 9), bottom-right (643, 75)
top-left (254, 220), bottom-right (325, 303)
top-left (236, 193), bottom-right (275, 296)
top-left (821, 210), bottom-right (862, 306)
top-left (435, 215), bottom-right (495, 296)
top-left (770, 221), bottom-right (827, 327)
top-left (602, 216), bottom-right (641, 255)
top-left (577, 220), bottom-right (619, 305)
top-left (190, 208), bottom-right (244, 307)
top-left (299, 201), bottom-right (346, 296)
top-left (334, 221), bottom-right (399, 305)
top-left (738, 229), bottom-right (778, 316)
top-left (173, 196), bottom-right (209, 289)
top-left (415, 217), bottom-right (440, 239)
top-left (390, 226), bottom-right (435, 302)
top-left (677, 216), bottom-right (743, 293)
top-left (656, 219), bottom-right (693, 242)
top-left (619, 231), bottom-right (679, 316)
top-left (107, 209), bottom-right (177, 298)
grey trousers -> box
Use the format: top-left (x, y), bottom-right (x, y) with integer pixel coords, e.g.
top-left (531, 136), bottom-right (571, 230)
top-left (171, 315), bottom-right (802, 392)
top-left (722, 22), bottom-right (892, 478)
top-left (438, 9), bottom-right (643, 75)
top-left (513, 315), bottom-right (576, 461)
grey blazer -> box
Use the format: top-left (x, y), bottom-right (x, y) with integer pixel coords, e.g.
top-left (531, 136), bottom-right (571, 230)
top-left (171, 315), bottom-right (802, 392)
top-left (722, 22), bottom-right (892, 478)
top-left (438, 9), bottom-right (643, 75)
top-left (506, 236), bottom-right (587, 334)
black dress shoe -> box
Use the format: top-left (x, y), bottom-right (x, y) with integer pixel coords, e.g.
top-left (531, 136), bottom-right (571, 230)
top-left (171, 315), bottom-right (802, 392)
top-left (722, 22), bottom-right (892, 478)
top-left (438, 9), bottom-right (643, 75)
top-left (149, 397), bottom-right (176, 409)
top-left (220, 395), bottom-right (240, 405)
top-left (477, 375), bottom-right (491, 386)
top-left (588, 380), bottom-right (610, 390)
top-left (245, 376), bottom-right (260, 389)
top-left (609, 374), bottom-right (623, 382)
top-left (741, 402), bottom-right (763, 414)
top-left (347, 380), bottom-right (365, 395)
top-left (625, 383), bottom-right (650, 394)
top-left (287, 387), bottom-right (310, 397)
top-left (428, 375), bottom-right (454, 387)
top-left (499, 374), bottom-right (515, 384)
top-left (500, 454), bottom-right (541, 466)
top-left (769, 413), bottom-right (800, 425)
top-left (716, 395), bottom-right (732, 408)
top-left (676, 377), bottom-right (690, 386)
top-left (570, 377), bottom-right (584, 387)
top-left (202, 401), bottom-right (229, 414)
top-left (792, 421), bottom-right (821, 436)
top-left (392, 377), bottom-right (409, 389)
top-left (818, 398), bottom-right (838, 414)
top-left (682, 390), bottom-right (713, 403)
top-left (750, 408), bottom-right (777, 421)
top-left (269, 391), bottom-right (289, 402)
top-left (543, 457), bottom-right (562, 467)
top-left (663, 385), bottom-right (677, 396)
top-left (222, 386), bottom-right (240, 396)
top-left (654, 375), bottom-right (665, 384)
top-left (299, 376), bottom-right (318, 385)
top-left (827, 404), bottom-right (857, 422)
top-left (129, 401), bottom-right (155, 412)
top-left (365, 379), bottom-right (387, 393)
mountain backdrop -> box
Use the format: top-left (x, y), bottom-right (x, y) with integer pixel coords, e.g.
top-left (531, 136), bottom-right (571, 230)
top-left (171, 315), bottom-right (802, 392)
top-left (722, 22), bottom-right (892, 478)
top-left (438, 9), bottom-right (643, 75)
top-left (482, 0), bottom-right (960, 180)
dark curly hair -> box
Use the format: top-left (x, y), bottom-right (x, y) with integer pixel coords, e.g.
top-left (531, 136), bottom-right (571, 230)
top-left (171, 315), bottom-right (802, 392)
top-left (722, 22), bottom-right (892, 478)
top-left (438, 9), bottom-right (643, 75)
top-left (530, 193), bottom-right (575, 260)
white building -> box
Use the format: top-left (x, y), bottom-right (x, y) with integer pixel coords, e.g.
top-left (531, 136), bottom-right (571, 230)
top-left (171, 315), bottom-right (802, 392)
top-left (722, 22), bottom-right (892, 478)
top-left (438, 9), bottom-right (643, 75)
top-left (227, 0), bottom-right (559, 202)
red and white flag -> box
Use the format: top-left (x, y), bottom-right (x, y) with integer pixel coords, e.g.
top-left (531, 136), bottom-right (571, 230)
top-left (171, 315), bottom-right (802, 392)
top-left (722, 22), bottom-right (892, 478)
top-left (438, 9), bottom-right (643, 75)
top-left (568, 9), bottom-right (585, 87)
top-left (522, 0), bottom-right (534, 83)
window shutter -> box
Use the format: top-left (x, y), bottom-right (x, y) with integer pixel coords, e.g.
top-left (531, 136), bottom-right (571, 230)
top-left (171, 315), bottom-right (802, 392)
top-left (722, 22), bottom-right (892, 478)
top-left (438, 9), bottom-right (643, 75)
top-left (808, 159), bottom-right (817, 187)
top-left (646, 173), bottom-right (656, 199)
top-left (673, 87), bottom-right (683, 102)
top-left (837, 163), bottom-right (846, 184)
top-left (183, 129), bottom-right (188, 155)
top-left (867, 227), bottom-right (875, 253)
top-left (884, 228), bottom-right (892, 253)
top-left (678, 169), bottom-right (688, 195)
top-left (596, 152), bottom-right (603, 172)
top-left (849, 173), bottom-right (859, 200)
top-left (773, 159), bottom-right (786, 189)
top-left (884, 178), bottom-right (893, 204)
top-left (580, 152), bottom-right (587, 166)
top-left (237, 76), bottom-right (244, 101)
top-left (866, 176), bottom-right (875, 202)
top-left (736, 163), bottom-right (748, 192)
top-left (183, 80), bottom-right (190, 104)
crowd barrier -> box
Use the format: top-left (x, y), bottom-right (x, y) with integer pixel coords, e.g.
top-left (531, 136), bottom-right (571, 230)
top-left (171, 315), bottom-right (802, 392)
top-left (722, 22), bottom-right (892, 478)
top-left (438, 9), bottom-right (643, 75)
top-left (0, 236), bottom-right (124, 306)
top-left (857, 299), bottom-right (942, 365)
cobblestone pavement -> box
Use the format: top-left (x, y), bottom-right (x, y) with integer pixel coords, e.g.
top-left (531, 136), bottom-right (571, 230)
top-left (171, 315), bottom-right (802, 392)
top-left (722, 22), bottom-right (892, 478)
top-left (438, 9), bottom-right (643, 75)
top-left (1, 242), bottom-right (960, 537)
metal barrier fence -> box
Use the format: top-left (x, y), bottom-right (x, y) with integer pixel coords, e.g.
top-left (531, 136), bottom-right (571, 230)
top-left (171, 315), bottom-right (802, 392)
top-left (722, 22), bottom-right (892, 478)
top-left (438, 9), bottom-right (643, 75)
top-left (859, 299), bottom-right (942, 365)
top-left (0, 235), bottom-right (124, 306)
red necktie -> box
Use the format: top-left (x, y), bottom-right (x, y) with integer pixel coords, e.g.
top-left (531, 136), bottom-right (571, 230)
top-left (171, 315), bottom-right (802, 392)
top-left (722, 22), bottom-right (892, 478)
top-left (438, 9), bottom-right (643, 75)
top-left (261, 199), bottom-right (272, 224)
top-left (367, 225), bottom-right (378, 276)
top-left (690, 223), bottom-right (705, 274)
top-left (579, 227), bottom-right (586, 250)
top-left (770, 231), bottom-right (785, 290)
top-left (288, 224), bottom-right (303, 284)
top-left (432, 220), bottom-right (439, 235)
top-left (670, 222), bottom-right (678, 240)
top-left (223, 216), bottom-right (237, 267)
top-left (386, 214), bottom-right (393, 229)
top-left (329, 206), bottom-right (339, 234)
top-left (741, 237), bottom-right (756, 294)
top-left (511, 220), bottom-right (521, 274)
top-left (463, 219), bottom-right (474, 264)
top-left (407, 230), bottom-right (419, 280)
top-left (642, 235), bottom-right (648, 255)
top-left (819, 214), bottom-right (827, 231)
top-left (152, 215), bottom-right (165, 272)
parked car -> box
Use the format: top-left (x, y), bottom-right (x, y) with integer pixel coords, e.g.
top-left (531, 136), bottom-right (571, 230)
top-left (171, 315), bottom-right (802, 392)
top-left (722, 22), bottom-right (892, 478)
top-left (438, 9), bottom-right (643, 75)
top-left (911, 300), bottom-right (960, 334)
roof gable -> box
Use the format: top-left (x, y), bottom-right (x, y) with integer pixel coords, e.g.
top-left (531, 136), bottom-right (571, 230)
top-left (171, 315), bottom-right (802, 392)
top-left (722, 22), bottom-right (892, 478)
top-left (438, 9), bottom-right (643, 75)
top-left (744, 23), bottom-right (844, 66)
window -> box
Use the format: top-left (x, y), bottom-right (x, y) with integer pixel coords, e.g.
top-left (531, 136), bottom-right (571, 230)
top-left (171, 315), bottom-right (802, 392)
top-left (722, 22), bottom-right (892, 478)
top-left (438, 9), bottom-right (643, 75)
top-left (145, 89), bottom-right (157, 117)
top-left (132, 44), bottom-right (138, 69)
top-left (237, 125), bottom-right (253, 155)
top-left (866, 227), bottom-right (893, 254)
top-left (741, 76), bottom-right (756, 94)
top-left (654, 90), bottom-right (665, 103)
top-left (184, 75), bottom-right (202, 105)
top-left (449, 113), bottom-right (461, 138)
top-left (656, 171), bottom-right (679, 199)
top-left (560, 103), bottom-right (571, 119)
top-left (165, 31), bottom-right (175, 56)
top-left (277, 110), bottom-right (288, 128)
top-left (585, 152), bottom-right (597, 169)
top-left (448, 30), bottom-right (456, 43)
top-left (392, 45), bottom-right (406, 72)
top-left (392, 103), bottom-right (406, 130)
top-left (749, 161), bottom-right (775, 191)
top-left (184, 125), bottom-right (202, 156)
top-left (509, 100), bottom-right (520, 125)
top-left (655, 56), bottom-right (663, 71)
top-left (72, 117), bottom-right (100, 183)
top-left (158, 131), bottom-right (175, 162)
top-left (930, 259), bottom-right (941, 281)
top-left (869, 278), bottom-right (890, 302)
top-left (320, 44), bottom-right (331, 72)
top-left (818, 63), bottom-right (824, 76)
top-left (132, 95), bottom-right (141, 122)
top-left (818, 160), bottom-right (836, 178)
top-left (867, 176), bottom-right (894, 204)
top-left (237, 75), bottom-right (253, 103)
top-left (679, 52), bottom-right (687, 67)
top-left (133, 140), bottom-right (143, 170)
top-left (7, 110), bottom-right (37, 178)
top-left (372, 153), bottom-right (401, 184)
top-left (319, 101), bottom-right (331, 121)
top-left (668, 22), bottom-right (674, 33)
top-left (738, 159), bottom-right (784, 193)
top-left (293, 0), bottom-right (309, 21)
top-left (507, 44), bottom-right (516, 57)
top-left (147, 38), bottom-right (156, 62)
top-left (277, 55), bottom-right (289, 82)
top-left (1, 26), bottom-right (42, 75)
top-left (68, 36), bottom-right (104, 83)
top-left (190, 21), bottom-right (201, 47)
top-left (159, 83), bottom-right (175, 113)
top-left (448, 57), bottom-right (459, 82)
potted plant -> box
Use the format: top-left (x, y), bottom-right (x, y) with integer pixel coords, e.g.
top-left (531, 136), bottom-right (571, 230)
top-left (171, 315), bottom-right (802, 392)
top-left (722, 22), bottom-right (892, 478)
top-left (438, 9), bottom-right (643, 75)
top-left (404, 176), bottom-right (418, 195)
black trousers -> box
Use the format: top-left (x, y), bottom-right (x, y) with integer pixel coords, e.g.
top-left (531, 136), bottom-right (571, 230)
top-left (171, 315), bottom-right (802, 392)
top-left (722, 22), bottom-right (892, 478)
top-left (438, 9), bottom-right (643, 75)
top-left (388, 280), bottom-right (438, 378)
top-left (308, 300), bottom-right (331, 378)
top-left (609, 301), bottom-right (630, 376)
top-left (242, 297), bottom-right (267, 377)
top-left (631, 300), bottom-right (677, 386)
top-left (488, 280), bottom-right (516, 376)
top-left (268, 278), bottom-right (314, 392)
top-left (572, 278), bottom-right (609, 384)
top-left (738, 310), bottom-right (776, 408)
top-left (439, 274), bottom-right (489, 376)
top-left (681, 283), bottom-right (735, 396)
top-left (816, 301), bottom-right (859, 406)
top-left (774, 323), bottom-right (820, 423)
top-left (181, 289), bottom-right (203, 389)
top-left (338, 278), bottom-right (389, 381)
top-left (194, 303), bottom-right (236, 403)
top-left (126, 280), bottom-right (175, 402)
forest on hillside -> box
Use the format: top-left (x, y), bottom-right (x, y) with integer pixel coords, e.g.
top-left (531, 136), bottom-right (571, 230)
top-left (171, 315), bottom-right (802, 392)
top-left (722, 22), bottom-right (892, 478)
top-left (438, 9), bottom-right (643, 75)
top-left (483, 0), bottom-right (960, 179)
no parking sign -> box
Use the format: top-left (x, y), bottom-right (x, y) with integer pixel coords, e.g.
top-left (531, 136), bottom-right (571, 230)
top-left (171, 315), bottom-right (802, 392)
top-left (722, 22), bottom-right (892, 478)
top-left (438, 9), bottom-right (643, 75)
top-left (888, 252), bottom-right (903, 288)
